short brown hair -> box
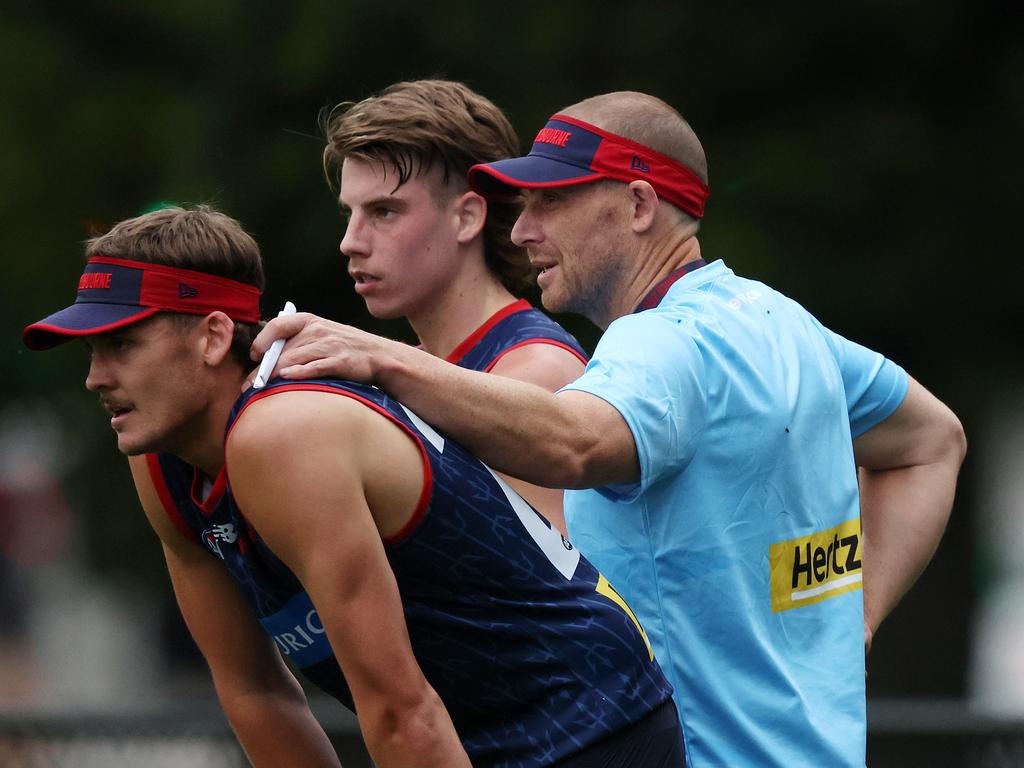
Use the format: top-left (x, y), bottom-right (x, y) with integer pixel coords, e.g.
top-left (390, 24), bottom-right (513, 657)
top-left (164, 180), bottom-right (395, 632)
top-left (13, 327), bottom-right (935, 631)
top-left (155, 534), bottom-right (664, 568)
top-left (322, 79), bottom-right (533, 292)
top-left (86, 205), bottom-right (265, 366)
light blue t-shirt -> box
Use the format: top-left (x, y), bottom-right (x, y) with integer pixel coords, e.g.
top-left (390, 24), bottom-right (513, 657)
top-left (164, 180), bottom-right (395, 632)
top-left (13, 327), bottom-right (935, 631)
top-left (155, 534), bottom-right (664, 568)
top-left (562, 259), bottom-right (907, 768)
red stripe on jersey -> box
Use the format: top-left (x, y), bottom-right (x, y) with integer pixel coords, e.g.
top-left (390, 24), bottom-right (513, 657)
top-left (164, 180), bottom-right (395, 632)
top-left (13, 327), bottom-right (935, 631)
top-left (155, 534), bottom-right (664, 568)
top-left (145, 453), bottom-right (198, 542)
top-left (228, 384), bottom-right (434, 546)
top-left (446, 299), bottom-right (532, 365)
top-left (190, 465), bottom-right (229, 516)
top-left (484, 338), bottom-right (589, 372)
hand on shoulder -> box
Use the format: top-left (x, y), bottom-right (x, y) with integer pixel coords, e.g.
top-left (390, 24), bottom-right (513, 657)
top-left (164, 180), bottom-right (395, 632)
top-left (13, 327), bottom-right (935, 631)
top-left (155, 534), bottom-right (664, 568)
top-left (246, 312), bottom-right (398, 387)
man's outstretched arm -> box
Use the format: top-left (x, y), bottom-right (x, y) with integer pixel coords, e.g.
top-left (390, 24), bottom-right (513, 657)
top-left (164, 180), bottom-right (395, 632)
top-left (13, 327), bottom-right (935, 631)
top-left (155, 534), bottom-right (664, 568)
top-left (247, 314), bottom-right (638, 490)
top-left (129, 457), bottom-right (341, 768)
top-left (853, 377), bottom-right (966, 651)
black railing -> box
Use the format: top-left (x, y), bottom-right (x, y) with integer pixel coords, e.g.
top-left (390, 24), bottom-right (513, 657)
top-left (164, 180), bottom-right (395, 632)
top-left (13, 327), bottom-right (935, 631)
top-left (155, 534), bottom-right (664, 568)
top-left (2, 698), bottom-right (1022, 768)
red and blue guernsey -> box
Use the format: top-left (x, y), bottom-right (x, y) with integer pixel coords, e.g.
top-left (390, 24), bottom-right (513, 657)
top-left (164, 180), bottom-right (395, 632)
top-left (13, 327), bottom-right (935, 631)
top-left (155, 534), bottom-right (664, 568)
top-left (445, 298), bottom-right (587, 372)
top-left (145, 378), bottom-right (672, 767)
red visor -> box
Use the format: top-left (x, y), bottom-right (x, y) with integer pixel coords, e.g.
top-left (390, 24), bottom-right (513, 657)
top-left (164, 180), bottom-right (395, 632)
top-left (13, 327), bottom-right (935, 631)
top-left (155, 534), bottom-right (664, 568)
top-left (23, 256), bottom-right (262, 350)
top-left (469, 114), bottom-right (709, 218)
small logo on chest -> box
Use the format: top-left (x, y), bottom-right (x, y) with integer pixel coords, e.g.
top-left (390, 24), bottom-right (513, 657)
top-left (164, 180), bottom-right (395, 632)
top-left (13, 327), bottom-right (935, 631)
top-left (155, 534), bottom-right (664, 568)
top-left (202, 523), bottom-right (238, 559)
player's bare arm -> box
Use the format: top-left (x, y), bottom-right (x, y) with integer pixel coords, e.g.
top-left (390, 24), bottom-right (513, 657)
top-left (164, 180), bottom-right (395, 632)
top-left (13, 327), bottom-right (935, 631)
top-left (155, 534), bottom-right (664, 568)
top-left (224, 391), bottom-right (471, 768)
top-left (128, 456), bottom-right (342, 768)
top-left (249, 314), bottom-right (638, 490)
top-left (853, 377), bottom-right (967, 651)
top-left (486, 342), bottom-right (587, 535)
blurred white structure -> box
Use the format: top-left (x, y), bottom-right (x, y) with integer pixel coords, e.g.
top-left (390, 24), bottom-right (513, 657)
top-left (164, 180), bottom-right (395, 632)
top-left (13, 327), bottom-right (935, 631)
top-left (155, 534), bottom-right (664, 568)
top-left (970, 403), bottom-right (1024, 715)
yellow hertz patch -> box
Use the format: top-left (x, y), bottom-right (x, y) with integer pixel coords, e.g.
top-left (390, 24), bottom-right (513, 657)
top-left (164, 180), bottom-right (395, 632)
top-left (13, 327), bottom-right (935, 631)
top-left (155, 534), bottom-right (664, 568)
top-left (769, 518), bottom-right (863, 613)
top-left (596, 574), bottom-right (654, 660)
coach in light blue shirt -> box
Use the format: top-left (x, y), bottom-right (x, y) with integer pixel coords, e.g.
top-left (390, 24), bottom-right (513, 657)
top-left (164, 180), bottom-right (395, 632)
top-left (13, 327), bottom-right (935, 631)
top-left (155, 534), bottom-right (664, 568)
top-left (560, 257), bottom-right (907, 765)
top-left (253, 89), bottom-right (967, 768)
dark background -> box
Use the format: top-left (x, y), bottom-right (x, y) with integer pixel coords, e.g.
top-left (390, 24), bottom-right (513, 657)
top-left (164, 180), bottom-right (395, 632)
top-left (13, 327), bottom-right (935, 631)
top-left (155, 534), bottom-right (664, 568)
top-left (2, 0), bottom-right (1020, 725)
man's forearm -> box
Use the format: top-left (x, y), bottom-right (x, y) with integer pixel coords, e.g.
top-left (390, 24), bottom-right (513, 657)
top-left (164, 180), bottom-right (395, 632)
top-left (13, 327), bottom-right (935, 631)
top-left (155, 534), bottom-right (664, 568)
top-left (853, 377), bottom-right (967, 646)
top-left (259, 317), bottom-right (573, 484)
top-left (357, 691), bottom-right (471, 768)
top-left (374, 340), bottom-right (595, 487)
top-left (252, 314), bottom-right (636, 488)
top-left (223, 689), bottom-right (341, 768)
top-left (859, 458), bottom-right (960, 640)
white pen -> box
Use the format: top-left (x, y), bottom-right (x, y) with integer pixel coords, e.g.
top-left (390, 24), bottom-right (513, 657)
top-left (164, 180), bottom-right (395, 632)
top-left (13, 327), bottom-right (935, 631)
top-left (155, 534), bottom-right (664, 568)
top-left (252, 301), bottom-right (297, 389)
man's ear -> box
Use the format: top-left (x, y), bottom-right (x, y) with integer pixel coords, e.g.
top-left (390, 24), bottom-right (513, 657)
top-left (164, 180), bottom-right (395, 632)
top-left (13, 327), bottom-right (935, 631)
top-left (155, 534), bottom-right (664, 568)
top-left (199, 311), bottom-right (236, 366)
top-left (627, 180), bottom-right (659, 234)
top-left (454, 191), bottom-right (487, 244)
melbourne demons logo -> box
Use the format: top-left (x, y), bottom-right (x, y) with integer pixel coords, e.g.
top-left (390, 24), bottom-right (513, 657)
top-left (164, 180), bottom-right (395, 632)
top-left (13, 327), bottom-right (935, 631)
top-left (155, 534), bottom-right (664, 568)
top-left (202, 523), bottom-right (238, 559)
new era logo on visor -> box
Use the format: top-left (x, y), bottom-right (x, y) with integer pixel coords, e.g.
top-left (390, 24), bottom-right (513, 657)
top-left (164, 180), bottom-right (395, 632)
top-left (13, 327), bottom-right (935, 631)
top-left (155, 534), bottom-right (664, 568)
top-left (178, 282), bottom-right (199, 298)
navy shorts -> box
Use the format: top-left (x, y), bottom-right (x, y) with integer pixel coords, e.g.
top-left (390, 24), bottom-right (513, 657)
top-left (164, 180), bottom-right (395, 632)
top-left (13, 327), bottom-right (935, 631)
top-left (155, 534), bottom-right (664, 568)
top-left (552, 698), bottom-right (686, 767)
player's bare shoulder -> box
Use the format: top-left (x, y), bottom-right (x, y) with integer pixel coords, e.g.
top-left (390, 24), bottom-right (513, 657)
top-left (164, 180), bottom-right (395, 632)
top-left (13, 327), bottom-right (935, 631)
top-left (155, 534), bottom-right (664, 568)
top-left (227, 386), bottom-right (425, 543)
top-left (227, 388), bottom-right (375, 463)
top-left (489, 342), bottom-right (586, 392)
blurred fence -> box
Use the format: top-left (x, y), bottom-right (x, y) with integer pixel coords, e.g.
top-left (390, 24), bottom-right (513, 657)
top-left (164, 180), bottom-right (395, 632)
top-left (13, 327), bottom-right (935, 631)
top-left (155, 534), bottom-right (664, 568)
top-left (0, 704), bottom-right (247, 768)
top-left (1, 698), bottom-right (1023, 767)
top-left (0, 698), bottom-right (371, 768)
top-left (868, 699), bottom-right (1024, 768)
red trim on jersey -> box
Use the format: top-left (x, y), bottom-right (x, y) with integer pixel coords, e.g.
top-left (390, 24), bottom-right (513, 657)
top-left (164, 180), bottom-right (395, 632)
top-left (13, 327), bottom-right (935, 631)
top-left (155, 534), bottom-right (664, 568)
top-left (484, 338), bottom-right (589, 372)
top-left (383, 461), bottom-right (434, 546)
top-left (227, 384), bottom-right (434, 546)
top-left (633, 258), bottom-right (707, 313)
top-left (144, 453), bottom-right (198, 542)
top-left (190, 466), bottom-right (229, 517)
top-left (445, 299), bottom-right (532, 365)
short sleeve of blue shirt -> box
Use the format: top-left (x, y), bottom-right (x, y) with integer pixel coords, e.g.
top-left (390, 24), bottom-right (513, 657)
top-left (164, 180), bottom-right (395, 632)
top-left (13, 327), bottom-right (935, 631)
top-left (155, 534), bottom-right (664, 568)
top-left (814, 320), bottom-right (910, 438)
top-left (559, 312), bottom-right (707, 502)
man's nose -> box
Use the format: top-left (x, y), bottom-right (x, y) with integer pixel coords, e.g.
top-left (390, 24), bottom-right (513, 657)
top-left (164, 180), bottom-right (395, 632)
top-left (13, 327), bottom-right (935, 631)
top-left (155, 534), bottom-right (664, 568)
top-left (85, 355), bottom-right (111, 392)
top-left (340, 212), bottom-right (369, 259)
top-left (511, 207), bottom-right (542, 247)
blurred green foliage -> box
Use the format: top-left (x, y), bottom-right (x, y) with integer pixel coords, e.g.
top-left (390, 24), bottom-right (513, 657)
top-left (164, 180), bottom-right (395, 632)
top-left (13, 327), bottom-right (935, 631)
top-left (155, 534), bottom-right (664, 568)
top-left (2, 0), bottom-right (1020, 698)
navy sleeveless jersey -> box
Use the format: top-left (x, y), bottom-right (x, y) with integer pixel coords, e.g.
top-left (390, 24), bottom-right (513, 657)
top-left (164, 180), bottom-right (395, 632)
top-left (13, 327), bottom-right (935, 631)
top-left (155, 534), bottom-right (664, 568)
top-left (146, 378), bottom-right (672, 767)
top-left (446, 298), bottom-right (587, 372)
